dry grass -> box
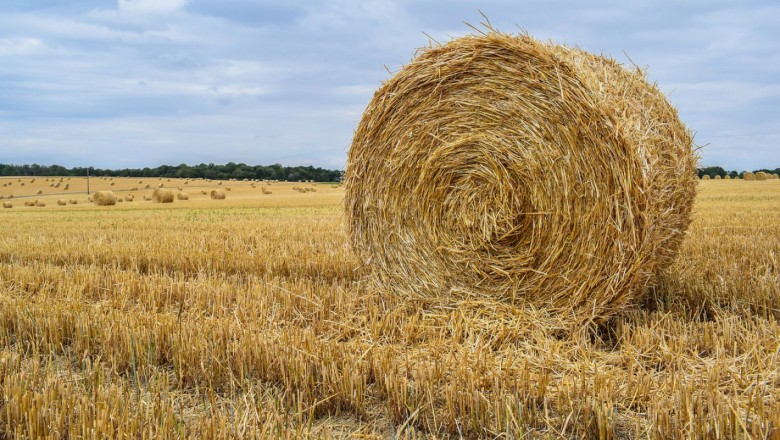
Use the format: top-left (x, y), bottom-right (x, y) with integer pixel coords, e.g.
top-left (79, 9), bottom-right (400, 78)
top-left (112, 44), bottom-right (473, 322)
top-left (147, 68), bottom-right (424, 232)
top-left (346, 31), bottom-right (696, 329)
top-left (0, 178), bottom-right (777, 438)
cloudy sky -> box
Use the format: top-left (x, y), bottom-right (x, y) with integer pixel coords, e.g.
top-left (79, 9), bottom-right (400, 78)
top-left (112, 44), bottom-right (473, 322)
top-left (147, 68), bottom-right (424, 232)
top-left (0, 0), bottom-right (778, 171)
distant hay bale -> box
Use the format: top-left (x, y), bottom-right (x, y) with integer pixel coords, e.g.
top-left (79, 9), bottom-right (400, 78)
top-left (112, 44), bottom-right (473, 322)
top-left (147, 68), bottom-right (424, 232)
top-left (7, 195), bottom-right (13, 199)
top-left (152, 188), bottom-right (174, 203)
top-left (124, 195), bottom-right (134, 202)
top-left (724, 175), bottom-right (731, 180)
top-left (262, 188), bottom-right (272, 194)
top-left (184, 181), bottom-right (188, 184)
top-left (201, 190), bottom-right (207, 195)
top-left (24, 201), bottom-right (35, 207)
top-left (225, 187), bottom-right (231, 191)
top-left (701, 175), bottom-right (711, 180)
top-left (176, 192), bottom-right (189, 200)
top-left (2, 202), bottom-right (11, 208)
top-left (93, 191), bottom-right (117, 206)
top-left (345, 31), bottom-right (697, 326)
top-left (64, 184), bottom-right (69, 190)
top-left (20, 182), bottom-right (24, 186)
top-left (117, 198), bottom-right (123, 203)
top-left (145, 184), bottom-right (151, 189)
top-left (130, 187), bottom-right (138, 191)
top-left (744, 172), bottom-right (755, 181)
top-left (110, 182), bottom-right (115, 186)
top-left (68, 199), bottom-right (77, 204)
top-left (772, 174), bottom-right (780, 179)
top-left (30, 178), bottom-right (35, 183)
top-left (158, 183), bottom-right (164, 188)
top-left (210, 189), bottom-right (226, 200)
top-left (714, 175), bottom-right (721, 180)
top-left (143, 195), bottom-right (152, 201)
top-left (34, 200), bottom-right (45, 207)
top-left (218, 181), bottom-right (223, 185)
top-left (755, 171), bottom-right (768, 181)
top-left (57, 199), bottom-right (67, 205)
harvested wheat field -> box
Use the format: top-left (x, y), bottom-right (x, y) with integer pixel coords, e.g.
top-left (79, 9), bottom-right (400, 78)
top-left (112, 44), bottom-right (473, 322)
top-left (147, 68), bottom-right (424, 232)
top-left (0, 176), bottom-right (778, 438)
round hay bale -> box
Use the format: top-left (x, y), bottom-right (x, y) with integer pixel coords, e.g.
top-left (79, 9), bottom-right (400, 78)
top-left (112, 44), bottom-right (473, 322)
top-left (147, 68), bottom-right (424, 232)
top-left (68, 199), bottom-right (78, 204)
top-left (755, 171), bottom-right (768, 181)
top-left (124, 195), bottom-right (134, 202)
top-left (34, 200), bottom-right (45, 207)
top-left (201, 190), bottom-right (207, 195)
top-left (145, 184), bottom-right (151, 189)
top-left (210, 189), bottom-right (226, 200)
top-left (702, 174), bottom-right (711, 180)
top-left (152, 188), bottom-right (174, 203)
top-left (57, 199), bottom-right (67, 205)
top-left (2, 202), bottom-right (11, 208)
top-left (345, 31), bottom-right (696, 326)
top-left (714, 175), bottom-right (721, 180)
top-left (143, 195), bottom-right (152, 201)
top-left (772, 173), bottom-right (779, 179)
top-left (116, 198), bottom-right (123, 203)
top-left (36, 189), bottom-right (43, 194)
top-left (64, 184), bottom-right (69, 190)
top-left (724, 175), bottom-right (731, 180)
top-left (176, 192), bottom-right (189, 200)
top-left (24, 201), bottom-right (35, 207)
top-left (93, 191), bottom-right (117, 206)
top-left (743, 172), bottom-right (755, 181)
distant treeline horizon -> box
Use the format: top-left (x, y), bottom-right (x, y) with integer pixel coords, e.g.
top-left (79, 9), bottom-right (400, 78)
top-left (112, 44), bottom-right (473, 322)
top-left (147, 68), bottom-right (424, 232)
top-left (698, 166), bottom-right (780, 179)
top-left (0, 162), bottom-right (343, 182)
top-left (0, 163), bottom-right (776, 182)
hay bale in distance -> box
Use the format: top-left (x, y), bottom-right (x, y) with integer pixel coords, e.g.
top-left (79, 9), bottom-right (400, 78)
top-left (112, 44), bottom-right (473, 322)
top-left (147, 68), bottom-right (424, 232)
top-left (345, 31), bottom-right (697, 327)
top-left (68, 199), bottom-right (78, 204)
top-left (57, 199), bottom-right (67, 206)
top-left (152, 189), bottom-right (174, 203)
top-left (93, 191), bottom-right (117, 206)
top-left (124, 195), bottom-right (134, 202)
top-left (143, 195), bottom-right (152, 201)
top-left (34, 200), bottom-right (45, 207)
top-left (210, 189), bottom-right (226, 200)
top-left (724, 175), bottom-right (731, 180)
top-left (24, 201), bottom-right (34, 207)
top-left (201, 190), bottom-right (207, 195)
top-left (714, 175), bottom-right (721, 180)
top-left (743, 172), bottom-right (755, 181)
top-left (176, 192), bottom-right (189, 200)
top-left (2, 202), bottom-right (11, 208)
top-left (755, 171), bottom-right (768, 181)
top-left (702, 175), bottom-right (711, 180)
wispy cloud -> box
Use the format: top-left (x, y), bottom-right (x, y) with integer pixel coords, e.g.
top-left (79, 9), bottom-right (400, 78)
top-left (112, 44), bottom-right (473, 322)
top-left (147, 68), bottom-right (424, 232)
top-left (0, 1), bottom-right (777, 170)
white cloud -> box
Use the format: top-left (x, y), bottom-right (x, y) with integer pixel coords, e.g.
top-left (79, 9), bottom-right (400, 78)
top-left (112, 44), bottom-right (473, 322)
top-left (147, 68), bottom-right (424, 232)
top-left (117, 0), bottom-right (188, 14)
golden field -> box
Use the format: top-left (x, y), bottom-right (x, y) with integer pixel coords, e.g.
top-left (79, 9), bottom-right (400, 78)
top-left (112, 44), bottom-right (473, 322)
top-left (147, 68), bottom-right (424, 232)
top-left (0, 176), bottom-right (779, 439)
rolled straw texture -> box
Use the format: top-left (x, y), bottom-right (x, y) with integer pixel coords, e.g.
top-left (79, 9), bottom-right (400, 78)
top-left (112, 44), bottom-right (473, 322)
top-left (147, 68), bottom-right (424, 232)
top-left (345, 32), bottom-right (696, 325)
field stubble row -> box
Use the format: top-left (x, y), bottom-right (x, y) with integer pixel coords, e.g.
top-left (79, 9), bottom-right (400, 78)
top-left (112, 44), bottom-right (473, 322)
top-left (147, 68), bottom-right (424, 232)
top-left (0, 180), bottom-right (779, 438)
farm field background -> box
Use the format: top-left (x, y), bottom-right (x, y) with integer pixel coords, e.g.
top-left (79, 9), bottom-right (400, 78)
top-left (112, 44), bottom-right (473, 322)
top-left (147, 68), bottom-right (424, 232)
top-left (1, 177), bottom-right (779, 438)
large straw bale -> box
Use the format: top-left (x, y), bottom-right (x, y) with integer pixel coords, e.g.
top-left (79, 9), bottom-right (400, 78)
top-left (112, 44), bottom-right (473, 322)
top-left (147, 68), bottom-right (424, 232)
top-left (93, 191), bottom-right (117, 206)
top-left (755, 171), bottom-right (767, 181)
top-left (152, 188), bottom-right (174, 203)
top-left (743, 172), bottom-right (755, 181)
top-left (57, 199), bottom-right (67, 205)
top-left (345, 31), bottom-right (697, 326)
top-left (2, 202), bottom-right (11, 208)
top-left (702, 175), bottom-right (711, 180)
top-left (176, 192), bottom-right (189, 200)
top-left (210, 189), bottom-right (226, 200)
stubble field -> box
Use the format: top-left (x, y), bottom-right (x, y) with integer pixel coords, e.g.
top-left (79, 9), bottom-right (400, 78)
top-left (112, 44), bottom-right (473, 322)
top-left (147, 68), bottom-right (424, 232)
top-left (1, 177), bottom-right (779, 438)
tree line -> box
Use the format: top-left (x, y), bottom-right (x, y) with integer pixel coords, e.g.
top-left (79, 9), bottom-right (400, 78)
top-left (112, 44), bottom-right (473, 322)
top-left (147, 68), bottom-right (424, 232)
top-left (697, 166), bottom-right (780, 179)
top-left (0, 162), bottom-right (343, 182)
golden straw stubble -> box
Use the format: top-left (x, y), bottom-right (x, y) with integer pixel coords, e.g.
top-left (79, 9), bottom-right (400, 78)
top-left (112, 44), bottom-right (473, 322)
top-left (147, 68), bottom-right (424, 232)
top-left (345, 32), bottom-right (696, 326)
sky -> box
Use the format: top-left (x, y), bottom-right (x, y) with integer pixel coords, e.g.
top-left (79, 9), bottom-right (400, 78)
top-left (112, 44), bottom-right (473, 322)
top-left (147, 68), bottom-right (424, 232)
top-left (0, 0), bottom-right (778, 171)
